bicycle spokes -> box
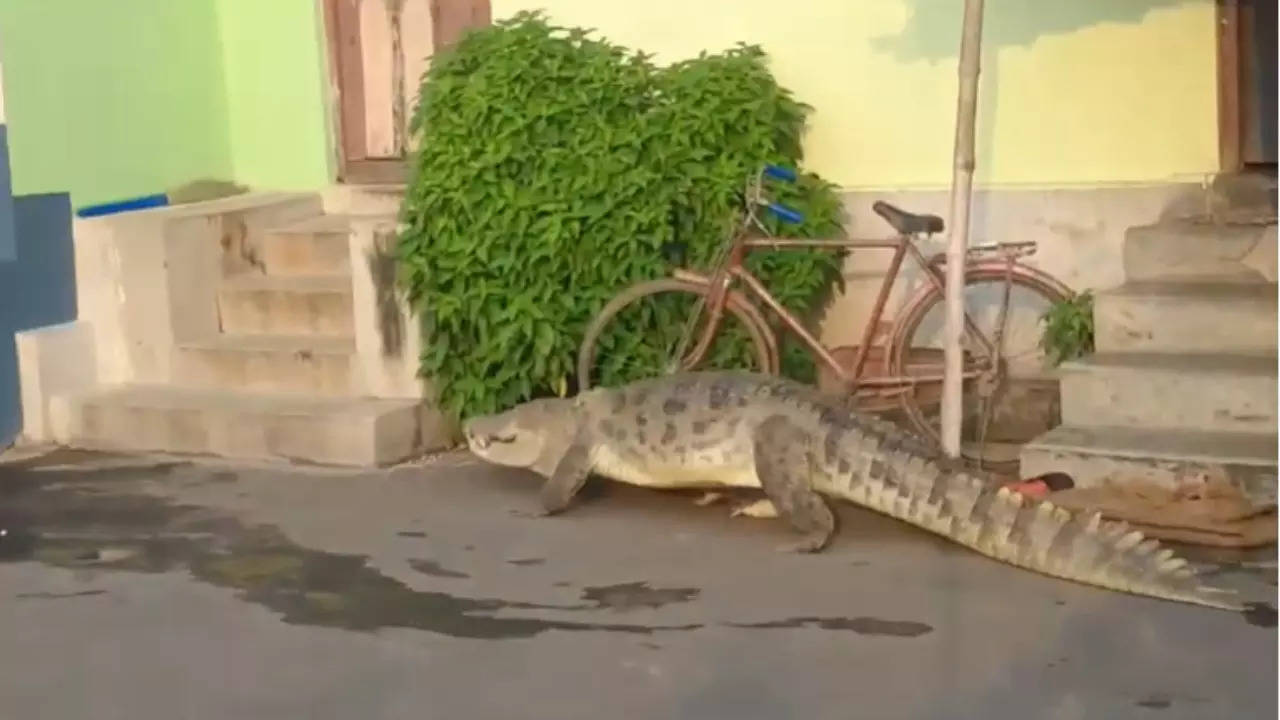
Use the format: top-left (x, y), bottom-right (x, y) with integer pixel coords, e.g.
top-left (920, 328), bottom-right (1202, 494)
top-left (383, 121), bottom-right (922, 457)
top-left (582, 280), bottom-right (765, 388)
top-left (973, 272), bottom-right (1016, 471)
top-left (892, 273), bottom-right (1067, 474)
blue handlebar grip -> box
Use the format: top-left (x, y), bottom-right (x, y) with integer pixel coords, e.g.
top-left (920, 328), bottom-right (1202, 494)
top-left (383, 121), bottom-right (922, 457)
top-left (763, 164), bottom-right (797, 182)
top-left (767, 202), bottom-right (805, 224)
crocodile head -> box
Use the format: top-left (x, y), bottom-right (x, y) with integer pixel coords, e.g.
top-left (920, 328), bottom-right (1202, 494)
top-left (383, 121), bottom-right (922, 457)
top-left (463, 397), bottom-right (579, 477)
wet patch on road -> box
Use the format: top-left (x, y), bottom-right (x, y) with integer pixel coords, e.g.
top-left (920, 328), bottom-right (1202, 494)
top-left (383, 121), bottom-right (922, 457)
top-left (1135, 694), bottom-right (1172, 710)
top-left (185, 470), bottom-right (239, 487)
top-left (14, 589), bottom-right (107, 600)
top-left (188, 546), bottom-right (708, 638)
top-left (1243, 602), bottom-right (1277, 628)
top-left (0, 454), bottom-right (705, 639)
top-left (408, 559), bottom-right (470, 579)
top-left (728, 616), bottom-right (934, 637)
top-left (581, 582), bottom-right (700, 611)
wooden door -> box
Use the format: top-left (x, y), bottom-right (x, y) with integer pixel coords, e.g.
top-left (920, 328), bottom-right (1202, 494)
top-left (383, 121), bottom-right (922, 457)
top-left (324, 0), bottom-right (491, 184)
top-left (1238, 0), bottom-right (1276, 165)
top-left (1217, 0), bottom-right (1278, 171)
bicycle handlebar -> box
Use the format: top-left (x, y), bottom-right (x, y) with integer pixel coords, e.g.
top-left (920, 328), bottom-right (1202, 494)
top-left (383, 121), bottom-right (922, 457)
top-left (766, 202), bottom-right (805, 224)
top-left (763, 164), bottom-right (797, 182)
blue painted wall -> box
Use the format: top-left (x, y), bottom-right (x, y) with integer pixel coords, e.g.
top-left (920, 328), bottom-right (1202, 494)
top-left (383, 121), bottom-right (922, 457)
top-left (0, 120), bottom-right (77, 448)
top-left (0, 125), bottom-right (15, 262)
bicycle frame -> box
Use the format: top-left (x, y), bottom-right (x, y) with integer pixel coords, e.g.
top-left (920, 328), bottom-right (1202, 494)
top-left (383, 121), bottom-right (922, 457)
top-left (673, 226), bottom-right (1017, 395)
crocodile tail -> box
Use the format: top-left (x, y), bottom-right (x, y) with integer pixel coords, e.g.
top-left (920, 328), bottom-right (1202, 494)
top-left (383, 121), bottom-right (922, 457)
top-left (861, 451), bottom-right (1243, 611)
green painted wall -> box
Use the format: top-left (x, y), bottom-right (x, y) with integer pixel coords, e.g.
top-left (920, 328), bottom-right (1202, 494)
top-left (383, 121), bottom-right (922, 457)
top-left (0, 0), bottom-right (335, 209)
top-left (217, 0), bottom-right (334, 191)
top-left (0, 0), bottom-right (233, 208)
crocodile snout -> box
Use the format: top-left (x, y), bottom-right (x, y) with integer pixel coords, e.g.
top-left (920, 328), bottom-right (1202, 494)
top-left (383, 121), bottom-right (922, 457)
top-left (462, 423), bottom-right (487, 449)
top-left (463, 422), bottom-right (513, 451)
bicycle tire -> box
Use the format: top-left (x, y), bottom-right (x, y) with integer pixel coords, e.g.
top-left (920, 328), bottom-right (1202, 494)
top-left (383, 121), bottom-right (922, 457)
top-left (885, 265), bottom-right (1072, 475)
top-left (577, 277), bottom-right (776, 392)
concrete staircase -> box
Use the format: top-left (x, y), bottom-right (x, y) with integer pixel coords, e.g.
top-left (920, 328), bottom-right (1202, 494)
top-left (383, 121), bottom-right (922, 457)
top-left (18, 186), bottom-right (454, 466)
top-left (1021, 175), bottom-right (1278, 506)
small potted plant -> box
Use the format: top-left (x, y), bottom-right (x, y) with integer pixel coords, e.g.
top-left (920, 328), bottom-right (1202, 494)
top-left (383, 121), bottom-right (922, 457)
top-left (1039, 290), bottom-right (1095, 365)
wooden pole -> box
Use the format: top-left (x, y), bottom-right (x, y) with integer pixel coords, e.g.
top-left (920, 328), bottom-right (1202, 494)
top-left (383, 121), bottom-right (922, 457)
top-left (941, 0), bottom-right (985, 458)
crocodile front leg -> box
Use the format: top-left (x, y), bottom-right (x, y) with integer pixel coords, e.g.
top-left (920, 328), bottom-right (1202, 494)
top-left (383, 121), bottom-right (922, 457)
top-left (694, 491), bottom-right (727, 507)
top-left (538, 442), bottom-right (592, 515)
top-left (752, 415), bottom-right (835, 553)
top-left (731, 498), bottom-right (779, 518)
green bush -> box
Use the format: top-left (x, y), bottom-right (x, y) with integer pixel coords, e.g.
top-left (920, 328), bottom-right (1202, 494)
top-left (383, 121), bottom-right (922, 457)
top-left (396, 11), bottom-right (846, 420)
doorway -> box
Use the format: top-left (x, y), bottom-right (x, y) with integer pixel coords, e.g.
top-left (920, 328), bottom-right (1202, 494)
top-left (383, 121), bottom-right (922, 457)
top-left (1218, 0), bottom-right (1278, 171)
top-left (322, 0), bottom-right (491, 184)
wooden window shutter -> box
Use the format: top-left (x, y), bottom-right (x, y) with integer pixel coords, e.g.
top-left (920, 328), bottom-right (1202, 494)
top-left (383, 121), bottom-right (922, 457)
top-left (431, 0), bottom-right (491, 51)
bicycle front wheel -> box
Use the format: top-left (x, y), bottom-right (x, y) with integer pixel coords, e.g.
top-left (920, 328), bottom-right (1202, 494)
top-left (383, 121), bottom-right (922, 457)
top-left (577, 278), bottom-right (776, 392)
top-left (886, 268), bottom-right (1071, 475)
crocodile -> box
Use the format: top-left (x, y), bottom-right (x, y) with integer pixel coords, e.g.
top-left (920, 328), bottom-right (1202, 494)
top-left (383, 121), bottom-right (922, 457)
top-left (463, 370), bottom-right (1242, 611)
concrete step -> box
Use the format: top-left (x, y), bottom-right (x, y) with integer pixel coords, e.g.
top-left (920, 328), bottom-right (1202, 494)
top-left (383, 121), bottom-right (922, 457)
top-left (218, 273), bottom-right (353, 337)
top-left (1058, 351), bottom-right (1277, 434)
top-left (57, 383), bottom-right (450, 466)
top-left (262, 215), bottom-right (353, 276)
top-left (1209, 170), bottom-right (1278, 224)
top-left (172, 334), bottom-right (357, 396)
top-left (321, 184), bottom-right (405, 216)
top-left (1020, 424), bottom-right (1277, 508)
top-left (1094, 281), bottom-right (1278, 354)
top-left (1124, 219), bottom-right (1277, 284)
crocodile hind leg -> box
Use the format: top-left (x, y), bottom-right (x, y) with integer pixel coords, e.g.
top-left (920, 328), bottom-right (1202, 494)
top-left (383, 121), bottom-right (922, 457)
top-left (753, 415), bottom-right (835, 553)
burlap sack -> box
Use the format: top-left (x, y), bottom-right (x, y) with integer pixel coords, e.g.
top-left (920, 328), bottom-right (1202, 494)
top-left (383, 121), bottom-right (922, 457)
top-left (1046, 479), bottom-right (1277, 548)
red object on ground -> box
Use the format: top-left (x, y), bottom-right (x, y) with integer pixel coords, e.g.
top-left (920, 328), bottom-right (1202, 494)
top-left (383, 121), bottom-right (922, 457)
top-left (1003, 472), bottom-right (1075, 500)
top-left (1003, 479), bottom-right (1051, 500)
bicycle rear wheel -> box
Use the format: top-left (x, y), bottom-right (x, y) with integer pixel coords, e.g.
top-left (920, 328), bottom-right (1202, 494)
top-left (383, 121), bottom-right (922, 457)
top-left (577, 278), bottom-right (775, 392)
top-left (886, 267), bottom-right (1071, 475)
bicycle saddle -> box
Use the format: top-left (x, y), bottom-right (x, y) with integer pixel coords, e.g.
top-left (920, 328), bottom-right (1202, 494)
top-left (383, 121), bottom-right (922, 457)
top-left (872, 201), bottom-right (945, 236)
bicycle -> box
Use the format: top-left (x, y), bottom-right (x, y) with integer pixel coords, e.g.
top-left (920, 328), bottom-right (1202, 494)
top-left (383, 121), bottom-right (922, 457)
top-left (576, 164), bottom-right (1074, 473)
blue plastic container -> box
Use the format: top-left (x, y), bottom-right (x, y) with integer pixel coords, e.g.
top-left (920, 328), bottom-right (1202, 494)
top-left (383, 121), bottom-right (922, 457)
top-left (75, 193), bottom-right (169, 218)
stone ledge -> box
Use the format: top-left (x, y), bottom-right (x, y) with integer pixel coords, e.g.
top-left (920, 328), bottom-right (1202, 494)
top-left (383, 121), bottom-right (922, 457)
top-left (55, 383), bottom-right (455, 467)
top-left (15, 320), bottom-right (98, 445)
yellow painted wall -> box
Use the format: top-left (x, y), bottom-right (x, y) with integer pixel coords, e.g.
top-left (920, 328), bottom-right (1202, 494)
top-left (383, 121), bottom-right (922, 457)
top-left (217, 0), bottom-right (335, 191)
top-left (491, 0), bottom-right (1220, 190)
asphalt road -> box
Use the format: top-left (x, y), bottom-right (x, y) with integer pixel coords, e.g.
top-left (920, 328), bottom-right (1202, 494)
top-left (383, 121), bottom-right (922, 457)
top-left (0, 447), bottom-right (1275, 719)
